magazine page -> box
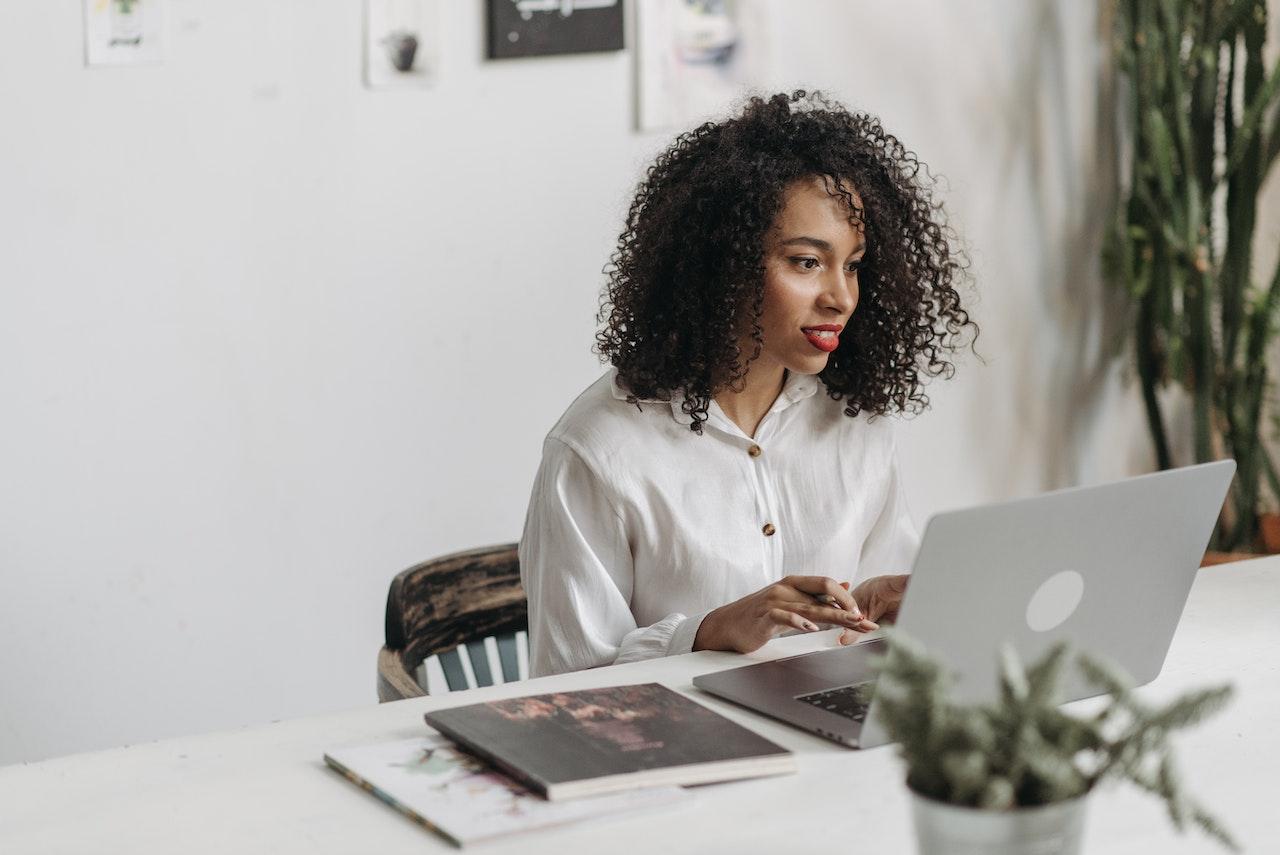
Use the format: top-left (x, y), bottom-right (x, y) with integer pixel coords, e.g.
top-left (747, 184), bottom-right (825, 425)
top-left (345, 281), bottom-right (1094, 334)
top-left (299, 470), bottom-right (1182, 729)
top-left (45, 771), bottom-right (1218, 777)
top-left (325, 734), bottom-right (685, 847)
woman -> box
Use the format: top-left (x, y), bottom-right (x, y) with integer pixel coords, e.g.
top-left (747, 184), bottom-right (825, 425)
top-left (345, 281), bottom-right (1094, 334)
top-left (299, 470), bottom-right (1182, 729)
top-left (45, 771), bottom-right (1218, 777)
top-left (520, 91), bottom-right (976, 677)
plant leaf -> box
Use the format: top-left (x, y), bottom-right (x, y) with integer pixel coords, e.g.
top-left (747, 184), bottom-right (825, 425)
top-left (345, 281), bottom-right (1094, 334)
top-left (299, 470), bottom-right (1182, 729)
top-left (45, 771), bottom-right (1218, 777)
top-left (978, 776), bottom-right (1015, 811)
top-left (1146, 685), bottom-right (1235, 731)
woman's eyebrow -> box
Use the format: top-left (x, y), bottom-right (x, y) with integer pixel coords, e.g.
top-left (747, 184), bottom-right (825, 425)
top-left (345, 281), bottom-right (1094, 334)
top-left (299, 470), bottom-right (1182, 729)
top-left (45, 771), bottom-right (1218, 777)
top-left (778, 236), bottom-right (868, 254)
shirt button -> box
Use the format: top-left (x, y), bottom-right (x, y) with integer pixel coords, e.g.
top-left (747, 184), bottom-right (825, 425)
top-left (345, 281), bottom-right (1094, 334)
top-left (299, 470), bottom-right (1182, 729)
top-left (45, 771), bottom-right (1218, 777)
top-left (747, 444), bottom-right (762, 458)
top-left (762, 523), bottom-right (777, 536)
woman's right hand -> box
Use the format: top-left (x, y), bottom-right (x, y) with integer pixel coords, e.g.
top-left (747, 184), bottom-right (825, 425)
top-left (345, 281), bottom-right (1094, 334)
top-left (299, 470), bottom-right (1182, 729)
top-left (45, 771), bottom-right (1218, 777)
top-left (692, 575), bottom-right (879, 654)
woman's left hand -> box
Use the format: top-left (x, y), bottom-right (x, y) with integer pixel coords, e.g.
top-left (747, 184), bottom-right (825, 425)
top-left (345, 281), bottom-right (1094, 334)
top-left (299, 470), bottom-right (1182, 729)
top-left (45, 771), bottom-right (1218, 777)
top-left (838, 574), bottom-right (909, 645)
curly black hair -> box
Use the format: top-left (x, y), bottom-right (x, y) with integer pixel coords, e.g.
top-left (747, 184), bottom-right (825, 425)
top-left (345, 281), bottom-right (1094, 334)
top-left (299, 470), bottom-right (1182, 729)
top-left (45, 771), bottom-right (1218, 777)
top-left (595, 90), bottom-right (978, 433)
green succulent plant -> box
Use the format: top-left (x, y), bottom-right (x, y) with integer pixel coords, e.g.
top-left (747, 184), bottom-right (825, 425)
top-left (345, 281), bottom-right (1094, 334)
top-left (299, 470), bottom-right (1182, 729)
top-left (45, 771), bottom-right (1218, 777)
top-left (872, 631), bottom-right (1238, 851)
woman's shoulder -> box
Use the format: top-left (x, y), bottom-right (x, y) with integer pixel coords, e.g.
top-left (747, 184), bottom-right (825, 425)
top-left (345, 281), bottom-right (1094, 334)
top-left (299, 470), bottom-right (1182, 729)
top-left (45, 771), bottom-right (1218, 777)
top-left (790, 389), bottom-right (903, 481)
top-left (805, 382), bottom-right (900, 440)
top-left (544, 369), bottom-right (675, 462)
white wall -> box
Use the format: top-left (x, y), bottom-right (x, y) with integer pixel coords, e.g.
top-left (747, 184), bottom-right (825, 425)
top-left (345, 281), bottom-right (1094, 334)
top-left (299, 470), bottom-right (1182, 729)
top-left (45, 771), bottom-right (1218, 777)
top-left (0, 0), bottom-right (1150, 766)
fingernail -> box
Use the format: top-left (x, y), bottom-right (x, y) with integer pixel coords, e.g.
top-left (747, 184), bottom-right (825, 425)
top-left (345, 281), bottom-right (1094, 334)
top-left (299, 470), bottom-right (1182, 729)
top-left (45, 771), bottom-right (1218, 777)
top-left (803, 621), bottom-right (819, 632)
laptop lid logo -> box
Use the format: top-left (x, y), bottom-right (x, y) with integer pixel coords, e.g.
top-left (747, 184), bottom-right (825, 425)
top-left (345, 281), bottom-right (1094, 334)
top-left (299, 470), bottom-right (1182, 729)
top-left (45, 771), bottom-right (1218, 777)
top-left (1026, 569), bottom-right (1085, 632)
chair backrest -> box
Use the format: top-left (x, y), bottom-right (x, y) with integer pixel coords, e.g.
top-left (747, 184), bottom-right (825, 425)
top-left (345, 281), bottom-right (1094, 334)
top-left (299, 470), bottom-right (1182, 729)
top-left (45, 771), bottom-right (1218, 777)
top-left (377, 543), bottom-right (527, 702)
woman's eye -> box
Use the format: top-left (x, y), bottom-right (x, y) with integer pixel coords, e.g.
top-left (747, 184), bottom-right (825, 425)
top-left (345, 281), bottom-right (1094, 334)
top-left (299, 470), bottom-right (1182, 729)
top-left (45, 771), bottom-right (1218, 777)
top-left (792, 257), bottom-right (820, 270)
top-left (846, 259), bottom-right (865, 273)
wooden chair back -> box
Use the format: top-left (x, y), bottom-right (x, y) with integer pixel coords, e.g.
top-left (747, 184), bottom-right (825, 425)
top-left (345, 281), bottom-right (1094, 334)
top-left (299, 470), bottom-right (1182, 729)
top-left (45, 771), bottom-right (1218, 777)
top-left (377, 543), bottom-right (527, 702)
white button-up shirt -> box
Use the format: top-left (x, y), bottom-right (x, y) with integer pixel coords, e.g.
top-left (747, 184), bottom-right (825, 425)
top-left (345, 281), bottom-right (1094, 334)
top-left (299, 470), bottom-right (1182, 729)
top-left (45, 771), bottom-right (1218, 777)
top-left (519, 369), bottom-right (920, 677)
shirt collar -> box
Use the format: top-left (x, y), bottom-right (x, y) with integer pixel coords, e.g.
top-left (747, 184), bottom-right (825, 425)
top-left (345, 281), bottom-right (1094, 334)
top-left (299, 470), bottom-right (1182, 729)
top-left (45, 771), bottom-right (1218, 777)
top-left (610, 369), bottom-right (820, 427)
top-left (777, 369), bottom-right (821, 406)
top-left (609, 371), bottom-right (666, 404)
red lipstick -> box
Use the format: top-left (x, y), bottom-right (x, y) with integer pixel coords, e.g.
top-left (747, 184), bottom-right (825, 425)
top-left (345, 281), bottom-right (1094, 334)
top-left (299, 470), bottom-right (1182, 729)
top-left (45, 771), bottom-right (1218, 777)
top-left (802, 324), bottom-right (842, 353)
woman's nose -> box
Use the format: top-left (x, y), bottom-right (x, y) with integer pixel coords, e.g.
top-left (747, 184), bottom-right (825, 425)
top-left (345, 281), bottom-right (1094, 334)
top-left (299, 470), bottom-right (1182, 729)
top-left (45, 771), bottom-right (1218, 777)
top-left (820, 270), bottom-right (858, 315)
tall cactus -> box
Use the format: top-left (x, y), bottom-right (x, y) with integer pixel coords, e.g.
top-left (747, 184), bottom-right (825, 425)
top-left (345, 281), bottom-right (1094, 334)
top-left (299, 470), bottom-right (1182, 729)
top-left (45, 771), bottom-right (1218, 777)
top-left (1107, 0), bottom-right (1280, 549)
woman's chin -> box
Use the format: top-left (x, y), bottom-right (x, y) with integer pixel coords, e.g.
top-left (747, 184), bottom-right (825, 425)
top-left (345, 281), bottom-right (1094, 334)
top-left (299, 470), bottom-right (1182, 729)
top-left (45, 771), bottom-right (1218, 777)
top-left (786, 354), bottom-right (830, 375)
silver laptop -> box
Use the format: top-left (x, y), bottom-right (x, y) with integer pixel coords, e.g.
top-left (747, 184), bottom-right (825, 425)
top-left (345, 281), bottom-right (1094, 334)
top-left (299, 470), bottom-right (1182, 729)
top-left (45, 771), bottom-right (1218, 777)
top-left (692, 461), bottom-right (1235, 749)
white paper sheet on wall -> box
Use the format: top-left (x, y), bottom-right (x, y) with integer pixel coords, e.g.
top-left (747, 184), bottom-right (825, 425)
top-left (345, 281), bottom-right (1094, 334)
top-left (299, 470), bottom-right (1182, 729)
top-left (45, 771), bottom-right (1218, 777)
top-left (635, 0), bottom-right (772, 131)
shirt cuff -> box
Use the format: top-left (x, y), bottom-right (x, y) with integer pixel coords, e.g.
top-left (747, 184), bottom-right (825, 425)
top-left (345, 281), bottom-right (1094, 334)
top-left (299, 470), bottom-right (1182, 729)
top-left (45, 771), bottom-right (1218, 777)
top-left (666, 609), bottom-right (712, 656)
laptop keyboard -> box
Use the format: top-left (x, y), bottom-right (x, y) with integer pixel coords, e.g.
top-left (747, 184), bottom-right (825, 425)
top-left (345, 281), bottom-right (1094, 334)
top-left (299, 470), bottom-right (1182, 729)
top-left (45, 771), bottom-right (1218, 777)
top-left (796, 682), bottom-right (876, 722)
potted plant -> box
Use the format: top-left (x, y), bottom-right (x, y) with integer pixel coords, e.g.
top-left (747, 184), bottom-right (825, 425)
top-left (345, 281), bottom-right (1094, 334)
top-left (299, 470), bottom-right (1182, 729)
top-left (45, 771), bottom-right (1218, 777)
top-left (872, 631), bottom-right (1238, 855)
top-left (380, 29), bottom-right (420, 73)
top-left (1105, 0), bottom-right (1280, 552)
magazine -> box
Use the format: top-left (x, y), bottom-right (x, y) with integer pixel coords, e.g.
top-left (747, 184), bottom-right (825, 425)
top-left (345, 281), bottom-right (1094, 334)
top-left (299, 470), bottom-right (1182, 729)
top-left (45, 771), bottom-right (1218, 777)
top-left (324, 734), bottom-right (685, 847)
top-left (424, 682), bottom-right (795, 800)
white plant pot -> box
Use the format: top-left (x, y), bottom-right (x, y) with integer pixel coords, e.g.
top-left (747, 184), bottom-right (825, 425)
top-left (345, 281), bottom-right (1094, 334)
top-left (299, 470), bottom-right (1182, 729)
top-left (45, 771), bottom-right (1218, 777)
top-left (910, 789), bottom-right (1088, 855)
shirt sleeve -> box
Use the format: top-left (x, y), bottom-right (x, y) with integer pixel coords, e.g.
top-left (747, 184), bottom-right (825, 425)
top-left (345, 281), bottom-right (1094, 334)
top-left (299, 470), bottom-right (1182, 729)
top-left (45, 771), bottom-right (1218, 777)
top-left (858, 427), bottom-right (920, 576)
top-left (519, 437), bottom-right (699, 677)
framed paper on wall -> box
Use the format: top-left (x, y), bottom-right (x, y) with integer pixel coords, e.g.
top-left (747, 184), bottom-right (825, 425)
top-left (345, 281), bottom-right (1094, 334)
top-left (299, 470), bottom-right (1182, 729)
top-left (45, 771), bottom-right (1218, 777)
top-left (365, 0), bottom-right (440, 89)
top-left (83, 0), bottom-right (165, 67)
top-left (635, 0), bottom-right (771, 131)
top-left (487, 0), bottom-right (624, 60)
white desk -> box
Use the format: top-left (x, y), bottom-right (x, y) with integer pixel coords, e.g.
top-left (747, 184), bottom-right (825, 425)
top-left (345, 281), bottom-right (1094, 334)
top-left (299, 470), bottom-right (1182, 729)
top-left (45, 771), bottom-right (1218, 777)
top-left (3, 559), bottom-right (1278, 854)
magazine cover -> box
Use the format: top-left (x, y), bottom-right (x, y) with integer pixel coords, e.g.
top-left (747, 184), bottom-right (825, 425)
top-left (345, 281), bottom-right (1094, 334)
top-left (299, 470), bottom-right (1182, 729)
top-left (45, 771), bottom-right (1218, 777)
top-left (324, 734), bottom-right (684, 847)
top-left (424, 683), bottom-right (794, 799)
